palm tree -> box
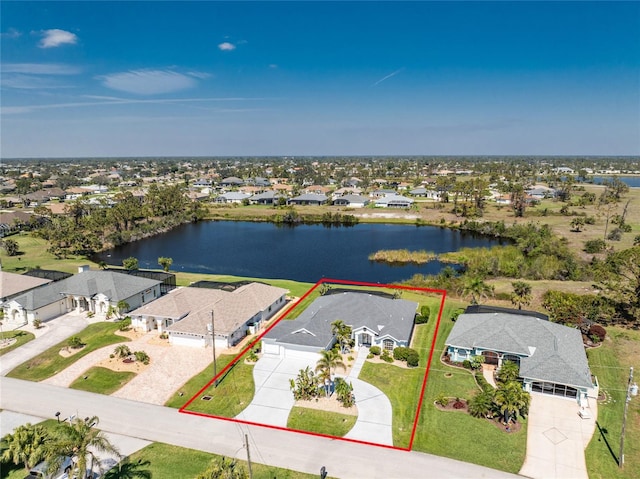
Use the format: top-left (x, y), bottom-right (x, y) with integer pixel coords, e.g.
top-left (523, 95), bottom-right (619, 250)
top-left (47, 416), bottom-right (120, 478)
top-left (103, 458), bottom-right (152, 479)
top-left (113, 344), bottom-right (132, 359)
top-left (467, 391), bottom-right (495, 419)
top-left (493, 381), bottom-right (531, 424)
top-left (460, 276), bottom-right (494, 305)
top-left (331, 320), bottom-right (352, 354)
top-left (0, 423), bottom-right (48, 471)
top-left (116, 300), bottom-right (130, 318)
top-left (510, 281), bottom-right (532, 310)
top-left (196, 457), bottom-right (247, 479)
top-left (496, 360), bottom-right (520, 384)
top-left (315, 349), bottom-right (346, 378)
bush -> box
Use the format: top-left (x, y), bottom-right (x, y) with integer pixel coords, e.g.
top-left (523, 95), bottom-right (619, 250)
top-left (381, 350), bottom-right (393, 363)
top-left (366, 353), bottom-right (374, 359)
top-left (118, 317), bottom-right (132, 331)
top-left (589, 324), bottom-right (607, 342)
top-left (369, 345), bottom-right (381, 356)
top-left (33, 319), bottom-right (42, 329)
top-left (416, 305), bottom-right (430, 324)
top-left (451, 308), bottom-right (465, 322)
top-left (584, 239), bottom-right (606, 254)
top-left (406, 351), bottom-right (419, 367)
top-left (393, 347), bottom-right (410, 361)
top-left (134, 350), bottom-right (150, 365)
top-left (462, 359), bottom-right (472, 369)
top-left (435, 392), bottom-right (449, 407)
top-left (68, 336), bottom-right (84, 349)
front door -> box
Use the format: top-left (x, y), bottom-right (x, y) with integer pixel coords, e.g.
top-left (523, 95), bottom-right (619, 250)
top-left (359, 333), bottom-right (372, 347)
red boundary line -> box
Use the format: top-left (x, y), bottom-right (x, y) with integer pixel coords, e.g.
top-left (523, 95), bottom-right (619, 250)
top-left (179, 277), bottom-right (446, 452)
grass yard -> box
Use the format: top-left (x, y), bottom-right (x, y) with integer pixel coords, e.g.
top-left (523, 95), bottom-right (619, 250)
top-left (287, 406), bottom-right (357, 437)
top-left (69, 366), bottom-right (136, 395)
top-left (122, 441), bottom-right (323, 479)
top-left (410, 299), bottom-right (528, 474)
top-left (585, 327), bottom-right (640, 479)
top-left (165, 354), bottom-right (255, 418)
top-left (6, 322), bottom-right (128, 381)
top-left (0, 330), bottom-right (35, 356)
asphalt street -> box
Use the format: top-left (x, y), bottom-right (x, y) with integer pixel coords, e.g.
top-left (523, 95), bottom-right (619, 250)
top-left (0, 377), bottom-right (521, 479)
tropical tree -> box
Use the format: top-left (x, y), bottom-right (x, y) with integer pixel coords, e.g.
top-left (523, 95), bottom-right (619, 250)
top-left (496, 360), bottom-right (520, 383)
top-left (46, 416), bottom-right (120, 478)
top-left (510, 281), bottom-right (532, 310)
top-left (330, 320), bottom-right (352, 354)
top-left (315, 349), bottom-right (346, 378)
top-left (289, 366), bottom-right (319, 400)
top-left (460, 276), bottom-right (494, 305)
top-left (467, 391), bottom-right (495, 419)
top-left (596, 246), bottom-right (640, 322)
top-left (122, 257), bottom-right (139, 270)
top-left (493, 381), bottom-right (531, 424)
top-left (103, 458), bottom-right (152, 479)
top-left (117, 300), bottom-right (130, 318)
top-left (157, 257), bottom-right (173, 272)
top-left (1, 239), bottom-right (20, 256)
top-left (113, 344), bottom-right (132, 358)
top-left (196, 457), bottom-right (247, 479)
top-left (0, 423), bottom-right (49, 471)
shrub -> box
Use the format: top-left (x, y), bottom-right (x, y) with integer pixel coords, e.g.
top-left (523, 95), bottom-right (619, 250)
top-left (118, 317), bottom-right (132, 331)
top-left (393, 347), bottom-right (410, 361)
top-left (366, 353), bottom-right (374, 359)
top-left (584, 239), bottom-right (606, 254)
top-left (33, 319), bottom-right (42, 329)
top-left (381, 350), bottom-right (393, 363)
top-left (435, 392), bottom-right (449, 407)
top-left (68, 336), bottom-right (84, 349)
top-left (369, 345), bottom-right (381, 356)
top-left (406, 351), bottom-right (419, 367)
top-left (474, 371), bottom-right (494, 393)
top-left (589, 324), bottom-right (607, 342)
top-left (134, 350), bottom-right (150, 365)
top-left (471, 355), bottom-right (484, 370)
top-left (462, 359), bottom-right (472, 369)
top-left (416, 305), bottom-right (430, 324)
top-left (451, 308), bottom-right (465, 322)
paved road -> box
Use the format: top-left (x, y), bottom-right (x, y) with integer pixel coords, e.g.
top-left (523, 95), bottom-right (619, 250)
top-left (0, 377), bottom-right (522, 479)
top-left (1, 314), bottom-right (89, 376)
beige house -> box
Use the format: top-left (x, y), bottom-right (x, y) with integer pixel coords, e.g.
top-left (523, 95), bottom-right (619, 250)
top-left (130, 282), bottom-right (288, 349)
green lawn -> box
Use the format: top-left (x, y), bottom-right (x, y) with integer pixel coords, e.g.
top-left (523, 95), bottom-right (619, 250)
top-left (69, 366), bottom-right (136, 395)
top-left (6, 322), bottom-right (128, 381)
top-left (122, 442), bottom-right (322, 479)
top-left (166, 354), bottom-right (255, 418)
top-left (287, 406), bottom-right (357, 437)
top-left (0, 330), bottom-right (35, 356)
top-left (410, 299), bottom-right (528, 474)
top-left (585, 327), bottom-right (640, 479)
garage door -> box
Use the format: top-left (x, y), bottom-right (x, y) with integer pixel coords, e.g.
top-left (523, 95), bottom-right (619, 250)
top-left (262, 342), bottom-right (282, 357)
top-left (170, 335), bottom-right (206, 348)
top-left (284, 348), bottom-right (319, 362)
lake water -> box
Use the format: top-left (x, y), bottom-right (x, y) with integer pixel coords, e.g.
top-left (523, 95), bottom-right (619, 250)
top-left (95, 221), bottom-right (502, 284)
top-left (592, 176), bottom-right (640, 188)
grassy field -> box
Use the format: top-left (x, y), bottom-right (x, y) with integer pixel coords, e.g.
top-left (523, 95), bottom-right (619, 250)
top-left (6, 322), bottom-right (128, 381)
top-left (287, 406), bottom-right (357, 437)
top-left (68, 366), bottom-right (136, 395)
top-left (411, 299), bottom-right (528, 473)
top-left (0, 330), bottom-right (35, 356)
top-left (122, 442), bottom-right (324, 479)
top-left (165, 354), bottom-right (255, 418)
top-left (585, 327), bottom-right (640, 479)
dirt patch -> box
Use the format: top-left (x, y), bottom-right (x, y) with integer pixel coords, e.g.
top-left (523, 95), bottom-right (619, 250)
top-left (435, 398), bottom-right (468, 412)
top-left (115, 329), bottom-right (146, 340)
top-left (96, 356), bottom-right (149, 373)
top-left (0, 338), bottom-right (17, 349)
top-left (146, 335), bottom-right (170, 347)
top-left (294, 396), bottom-right (358, 416)
top-left (59, 346), bottom-right (86, 357)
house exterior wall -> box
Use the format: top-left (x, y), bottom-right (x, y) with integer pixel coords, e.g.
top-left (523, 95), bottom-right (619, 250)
top-left (169, 333), bottom-right (206, 348)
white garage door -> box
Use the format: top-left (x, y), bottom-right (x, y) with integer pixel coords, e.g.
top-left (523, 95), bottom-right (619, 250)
top-left (170, 335), bottom-right (206, 348)
top-left (262, 342), bottom-right (282, 357)
top-left (284, 348), bottom-right (319, 362)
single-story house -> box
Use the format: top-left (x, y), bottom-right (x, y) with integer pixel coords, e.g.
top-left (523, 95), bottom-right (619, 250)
top-left (220, 176), bottom-right (245, 187)
top-left (0, 272), bottom-right (52, 327)
top-left (332, 194), bottom-right (370, 208)
top-left (215, 192), bottom-right (250, 204)
top-left (445, 312), bottom-right (598, 405)
top-left (3, 266), bottom-right (162, 326)
top-left (287, 194), bottom-right (328, 206)
top-left (370, 189), bottom-right (396, 198)
top-left (410, 187), bottom-right (441, 201)
top-left (249, 191), bottom-right (286, 205)
top-left (130, 282), bottom-right (288, 349)
top-left (263, 291), bottom-right (418, 361)
top-left (374, 195), bottom-right (414, 208)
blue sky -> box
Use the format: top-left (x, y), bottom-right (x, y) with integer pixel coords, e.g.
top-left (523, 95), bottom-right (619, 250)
top-left (1, 1), bottom-right (639, 158)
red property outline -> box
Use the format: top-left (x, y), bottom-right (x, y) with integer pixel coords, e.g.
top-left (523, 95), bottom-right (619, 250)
top-left (179, 278), bottom-right (446, 452)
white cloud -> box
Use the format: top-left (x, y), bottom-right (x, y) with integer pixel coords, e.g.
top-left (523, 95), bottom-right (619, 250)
top-left (185, 71), bottom-right (212, 80)
top-left (39, 29), bottom-right (78, 48)
top-left (2, 63), bottom-right (81, 75)
top-left (1, 74), bottom-right (75, 90)
top-left (218, 42), bottom-right (236, 51)
top-left (372, 68), bottom-right (404, 86)
top-left (1, 28), bottom-right (22, 39)
top-left (99, 69), bottom-right (199, 95)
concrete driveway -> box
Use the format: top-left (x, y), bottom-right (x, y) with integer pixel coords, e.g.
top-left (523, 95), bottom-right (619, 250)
top-left (1, 313), bottom-right (89, 376)
top-left (344, 378), bottom-right (393, 446)
top-left (519, 393), bottom-right (597, 479)
top-left (235, 354), bottom-right (316, 426)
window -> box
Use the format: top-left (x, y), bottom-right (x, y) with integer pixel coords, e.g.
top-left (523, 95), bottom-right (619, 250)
top-left (383, 339), bottom-right (394, 351)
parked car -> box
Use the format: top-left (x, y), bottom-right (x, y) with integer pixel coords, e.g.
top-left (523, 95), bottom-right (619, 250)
top-left (24, 456), bottom-right (74, 479)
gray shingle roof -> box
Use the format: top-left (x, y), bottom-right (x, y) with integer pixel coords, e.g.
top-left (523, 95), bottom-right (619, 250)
top-left (266, 292), bottom-right (418, 349)
top-left (446, 313), bottom-right (593, 389)
top-left (10, 270), bottom-right (161, 311)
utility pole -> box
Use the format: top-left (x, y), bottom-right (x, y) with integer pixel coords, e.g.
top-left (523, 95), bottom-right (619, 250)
top-left (208, 310), bottom-right (218, 387)
top-left (619, 366), bottom-right (634, 468)
top-left (244, 434), bottom-right (253, 479)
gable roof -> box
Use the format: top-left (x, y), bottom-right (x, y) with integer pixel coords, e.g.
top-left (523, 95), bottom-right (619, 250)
top-left (10, 270), bottom-right (161, 311)
top-left (446, 313), bottom-right (593, 389)
top-left (137, 283), bottom-right (288, 337)
top-left (265, 292), bottom-right (418, 349)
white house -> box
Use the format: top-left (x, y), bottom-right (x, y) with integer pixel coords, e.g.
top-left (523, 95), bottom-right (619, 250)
top-left (332, 194), bottom-right (370, 208)
top-left (130, 283), bottom-right (288, 349)
top-left (374, 195), bottom-right (414, 208)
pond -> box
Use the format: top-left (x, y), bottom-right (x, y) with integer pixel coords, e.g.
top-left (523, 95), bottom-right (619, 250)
top-left (94, 221), bottom-right (503, 284)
